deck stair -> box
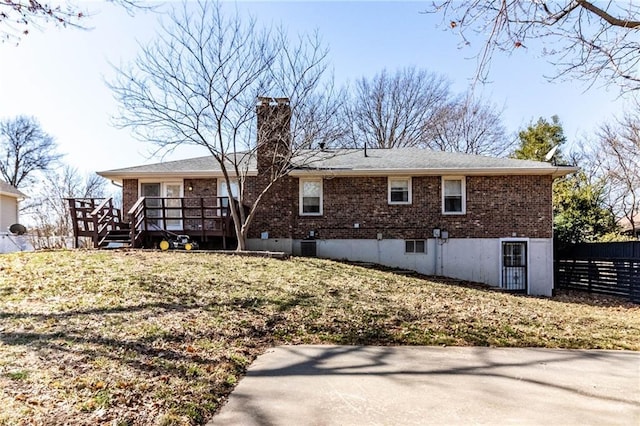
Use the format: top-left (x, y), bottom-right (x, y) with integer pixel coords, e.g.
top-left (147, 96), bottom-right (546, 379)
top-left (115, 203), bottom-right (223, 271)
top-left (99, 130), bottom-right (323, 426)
top-left (99, 226), bottom-right (132, 248)
top-left (67, 197), bottom-right (131, 248)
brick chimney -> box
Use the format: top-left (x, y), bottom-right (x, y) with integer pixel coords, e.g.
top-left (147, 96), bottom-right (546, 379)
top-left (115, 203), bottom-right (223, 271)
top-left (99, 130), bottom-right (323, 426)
top-left (256, 97), bottom-right (291, 175)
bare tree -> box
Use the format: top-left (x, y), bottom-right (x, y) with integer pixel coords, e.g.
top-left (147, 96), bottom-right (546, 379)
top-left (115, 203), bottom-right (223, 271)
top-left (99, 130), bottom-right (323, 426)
top-left (596, 112), bottom-right (640, 235)
top-left (425, 93), bottom-right (511, 156)
top-left (427, 1), bottom-right (640, 92)
top-left (344, 67), bottom-right (451, 148)
top-left (1, 0), bottom-right (149, 44)
top-left (24, 166), bottom-right (106, 240)
top-left (110, 1), bottom-right (342, 250)
top-left (0, 115), bottom-right (61, 188)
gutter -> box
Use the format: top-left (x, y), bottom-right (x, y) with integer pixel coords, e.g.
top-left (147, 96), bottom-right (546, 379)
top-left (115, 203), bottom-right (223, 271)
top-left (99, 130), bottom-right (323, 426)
top-left (97, 170), bottom-right (259, 182)
top-left (289, 166), bottom-right (578, 178)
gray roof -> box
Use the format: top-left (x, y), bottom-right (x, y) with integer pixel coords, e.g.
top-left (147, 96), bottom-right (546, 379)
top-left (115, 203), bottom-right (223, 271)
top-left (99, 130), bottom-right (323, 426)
top-left (98, 153), bottom-right (254, 177)
top-left (293, 148), bottom-right (570, 173)
top-left (0, 181), bottom-right (26, 198)
top-left (98, 148), bottom-right (576, 180)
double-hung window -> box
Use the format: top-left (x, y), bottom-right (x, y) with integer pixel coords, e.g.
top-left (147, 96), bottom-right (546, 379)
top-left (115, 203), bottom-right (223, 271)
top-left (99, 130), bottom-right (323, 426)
top-left (300, 179), bottom-right (322, 215)
top-left (442, 177), bottom-right (466, 214)
top-left (388, 177), bottom-right (411, 204)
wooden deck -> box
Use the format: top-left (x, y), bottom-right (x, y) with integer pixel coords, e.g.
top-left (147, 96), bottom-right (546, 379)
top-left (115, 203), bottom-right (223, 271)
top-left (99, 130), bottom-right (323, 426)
top-left (67, 197), bottom-right (237, 249)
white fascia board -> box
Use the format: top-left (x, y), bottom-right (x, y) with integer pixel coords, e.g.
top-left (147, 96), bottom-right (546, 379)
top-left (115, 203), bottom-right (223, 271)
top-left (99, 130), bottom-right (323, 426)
top-left (289, 166), bottom-right (578, 178)
top-left (0, 190), bottom-right (27, 199)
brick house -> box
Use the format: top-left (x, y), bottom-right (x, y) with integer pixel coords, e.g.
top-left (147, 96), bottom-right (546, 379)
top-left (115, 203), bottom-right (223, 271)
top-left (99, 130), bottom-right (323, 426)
top-left (98, 98), bottom-right (576, 296)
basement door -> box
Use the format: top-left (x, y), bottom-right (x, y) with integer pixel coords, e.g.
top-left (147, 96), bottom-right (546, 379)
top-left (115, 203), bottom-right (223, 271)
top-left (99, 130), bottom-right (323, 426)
top-left (501, 241), bottom-right (528, 292)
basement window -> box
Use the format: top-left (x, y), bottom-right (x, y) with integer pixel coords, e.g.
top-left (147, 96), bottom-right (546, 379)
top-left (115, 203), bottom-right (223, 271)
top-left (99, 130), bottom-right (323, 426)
top-left (405, 240), bottom-right (426, 254)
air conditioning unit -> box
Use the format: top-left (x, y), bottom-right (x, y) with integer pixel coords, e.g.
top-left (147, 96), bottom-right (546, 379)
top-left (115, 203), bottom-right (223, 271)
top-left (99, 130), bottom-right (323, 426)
top-left (300, 240), bottom-right (317, 257)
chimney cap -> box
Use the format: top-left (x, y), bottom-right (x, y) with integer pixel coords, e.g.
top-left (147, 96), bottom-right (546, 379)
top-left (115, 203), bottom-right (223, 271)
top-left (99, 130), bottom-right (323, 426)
top-left (257, 96), bottom-right (290, 106)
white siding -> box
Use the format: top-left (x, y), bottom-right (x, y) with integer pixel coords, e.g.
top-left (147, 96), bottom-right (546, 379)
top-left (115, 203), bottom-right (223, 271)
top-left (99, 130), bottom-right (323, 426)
top-left (0, 194), bottom-right (18, 232)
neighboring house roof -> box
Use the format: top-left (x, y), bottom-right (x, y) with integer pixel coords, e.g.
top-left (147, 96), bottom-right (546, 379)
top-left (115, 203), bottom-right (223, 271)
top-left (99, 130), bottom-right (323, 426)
top-left (97, 148), bottom-right (577, 181)
top-left (0, 180), bottom-right (26, 199)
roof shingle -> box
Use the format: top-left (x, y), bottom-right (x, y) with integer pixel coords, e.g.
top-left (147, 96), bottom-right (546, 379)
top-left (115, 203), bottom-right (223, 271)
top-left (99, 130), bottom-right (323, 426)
top-left (97, 148), bottom-right (576, 179)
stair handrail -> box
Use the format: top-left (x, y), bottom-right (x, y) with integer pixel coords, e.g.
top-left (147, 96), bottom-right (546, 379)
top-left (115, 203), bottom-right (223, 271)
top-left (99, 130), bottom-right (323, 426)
top-left (91, 197), bottom-right (119, 248)
top-left (128, 197), bottom-right (146, 248)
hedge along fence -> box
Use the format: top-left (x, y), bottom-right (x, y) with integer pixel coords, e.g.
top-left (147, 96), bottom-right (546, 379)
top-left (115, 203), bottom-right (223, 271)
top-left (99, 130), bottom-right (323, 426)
top-left (555, 242), bottom-right (640, 303)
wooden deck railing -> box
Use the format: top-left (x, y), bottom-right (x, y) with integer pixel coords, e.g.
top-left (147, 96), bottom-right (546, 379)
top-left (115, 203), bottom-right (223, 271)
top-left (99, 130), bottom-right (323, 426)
top-left (90, 197), bottom-right (125, 248)
top-left (127, 197), bottom-right (236, 248)
top-left (66, 198), bottom-right (103, 248)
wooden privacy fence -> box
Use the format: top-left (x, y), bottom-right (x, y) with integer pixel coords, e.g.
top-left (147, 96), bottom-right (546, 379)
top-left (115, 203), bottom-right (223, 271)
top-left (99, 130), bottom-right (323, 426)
top-left (555, 242), bottom-right (640, 303)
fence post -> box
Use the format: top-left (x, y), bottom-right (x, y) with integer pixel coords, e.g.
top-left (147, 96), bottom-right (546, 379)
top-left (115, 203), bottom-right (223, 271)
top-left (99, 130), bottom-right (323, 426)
top-left (587, 259), bottom-right (593, 293)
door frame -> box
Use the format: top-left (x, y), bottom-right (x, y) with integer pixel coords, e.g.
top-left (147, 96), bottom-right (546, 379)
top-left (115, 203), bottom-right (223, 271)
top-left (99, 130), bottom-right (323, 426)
top-left (163, 182), bottom-right (183, 231)
top-left (499, 238), bottom-right (530, 293)
top-left (138, 180), bottom-right (184, 230)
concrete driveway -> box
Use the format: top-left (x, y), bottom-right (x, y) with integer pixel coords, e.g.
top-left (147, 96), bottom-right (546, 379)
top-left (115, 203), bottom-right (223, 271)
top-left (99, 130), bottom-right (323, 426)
top-left (210, 345), bottom-right (639, 425)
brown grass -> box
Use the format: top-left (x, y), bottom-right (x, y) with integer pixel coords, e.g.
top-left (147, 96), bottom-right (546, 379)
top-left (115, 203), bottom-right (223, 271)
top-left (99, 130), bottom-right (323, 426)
top-left (0, 250), bottom-right (638, 425)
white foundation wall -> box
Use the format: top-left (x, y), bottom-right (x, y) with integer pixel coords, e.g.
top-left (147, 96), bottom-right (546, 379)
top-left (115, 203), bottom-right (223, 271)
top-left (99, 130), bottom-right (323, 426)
top-left (527, 238), bottom-right (555, 296)
top-left (314, 239), bottom-right (438, 276)
top-left (0, 233), bottom-right (33, 254)
top-left (246, 238), bottom-right (293, 253)
top-left (246, 237), bottom-right (554, 297)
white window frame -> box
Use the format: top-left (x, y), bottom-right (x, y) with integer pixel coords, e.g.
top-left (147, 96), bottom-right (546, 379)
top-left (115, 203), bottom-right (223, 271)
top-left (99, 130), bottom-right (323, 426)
top-left (217, 178), bottom-right (239, 202)
top-left (388, 177), bottom-right (412, 205)
top-left (138, 180), bottom-right (184, 199)
top-left (442, 176), bottom-right (466, 215)
top-left (299, 178), bottom-right (323, 216)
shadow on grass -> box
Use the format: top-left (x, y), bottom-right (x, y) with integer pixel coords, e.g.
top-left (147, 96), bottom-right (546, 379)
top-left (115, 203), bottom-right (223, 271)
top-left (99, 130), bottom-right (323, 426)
top-left (341, 260), bottom-right (638, 308)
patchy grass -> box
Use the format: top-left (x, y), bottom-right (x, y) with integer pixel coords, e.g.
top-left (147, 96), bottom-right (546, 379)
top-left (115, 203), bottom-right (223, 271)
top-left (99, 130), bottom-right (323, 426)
top-left (0, 250), bottom-right (638, 425)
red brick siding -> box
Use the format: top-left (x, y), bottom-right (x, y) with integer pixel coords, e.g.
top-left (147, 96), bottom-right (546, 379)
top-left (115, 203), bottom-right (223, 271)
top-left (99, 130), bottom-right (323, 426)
top-left (245, 175), bottom-right (296, 239)
top-left (249, 175), bottom-right (553, 240)
top-left (184, 179), bottom-right (217, 199)
top-left (122, 179), bottom-right (138, 215)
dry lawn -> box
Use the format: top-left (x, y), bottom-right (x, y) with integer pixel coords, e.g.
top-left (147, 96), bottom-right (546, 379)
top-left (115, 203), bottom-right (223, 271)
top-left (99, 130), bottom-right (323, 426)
top-left (0, 250), bottom-right (638, 425)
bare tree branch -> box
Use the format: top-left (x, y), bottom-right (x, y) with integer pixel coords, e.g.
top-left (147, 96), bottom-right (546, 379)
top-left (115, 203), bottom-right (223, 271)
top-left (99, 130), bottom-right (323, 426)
top-left (427, 1), bottom-right (640, 92)
top-left (0, 0), bottom-right (151, 44)
top-left (425, 93), bottom-right (511, 156)
top-left (22, 166), bottom-right (107, 238)
top-left (344, 67), bottom-right (451, 148)
top-left (110, 0), bottom-right (342, 250)
top-left (596, 110), bottom-right (640, 235)
top-left (0, 115), bottom-right (61, 188)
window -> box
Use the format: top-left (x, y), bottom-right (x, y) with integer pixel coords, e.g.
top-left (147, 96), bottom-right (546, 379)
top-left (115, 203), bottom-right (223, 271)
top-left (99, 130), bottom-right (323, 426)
top-left (139, 182), bottom-right (183, 230)
top-left (405, 240), bottom-right (426, 254)
top-left (300, 179), bottom-right (322, 215)
top-left (388, 177), bottom-right (412, 204)
top-left (218, 179), bottom-right (239, 208)
top-left (442, 177), bottom-right (466, 214)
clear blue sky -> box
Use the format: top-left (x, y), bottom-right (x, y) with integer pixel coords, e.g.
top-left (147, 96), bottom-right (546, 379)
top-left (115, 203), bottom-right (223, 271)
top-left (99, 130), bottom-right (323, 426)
top-left (0, 1), bottom-right (629, 177)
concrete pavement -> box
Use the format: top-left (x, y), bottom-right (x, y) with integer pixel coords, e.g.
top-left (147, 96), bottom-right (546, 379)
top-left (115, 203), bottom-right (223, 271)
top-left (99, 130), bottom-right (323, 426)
top-left (210, 345), bottom-right (640, 425)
